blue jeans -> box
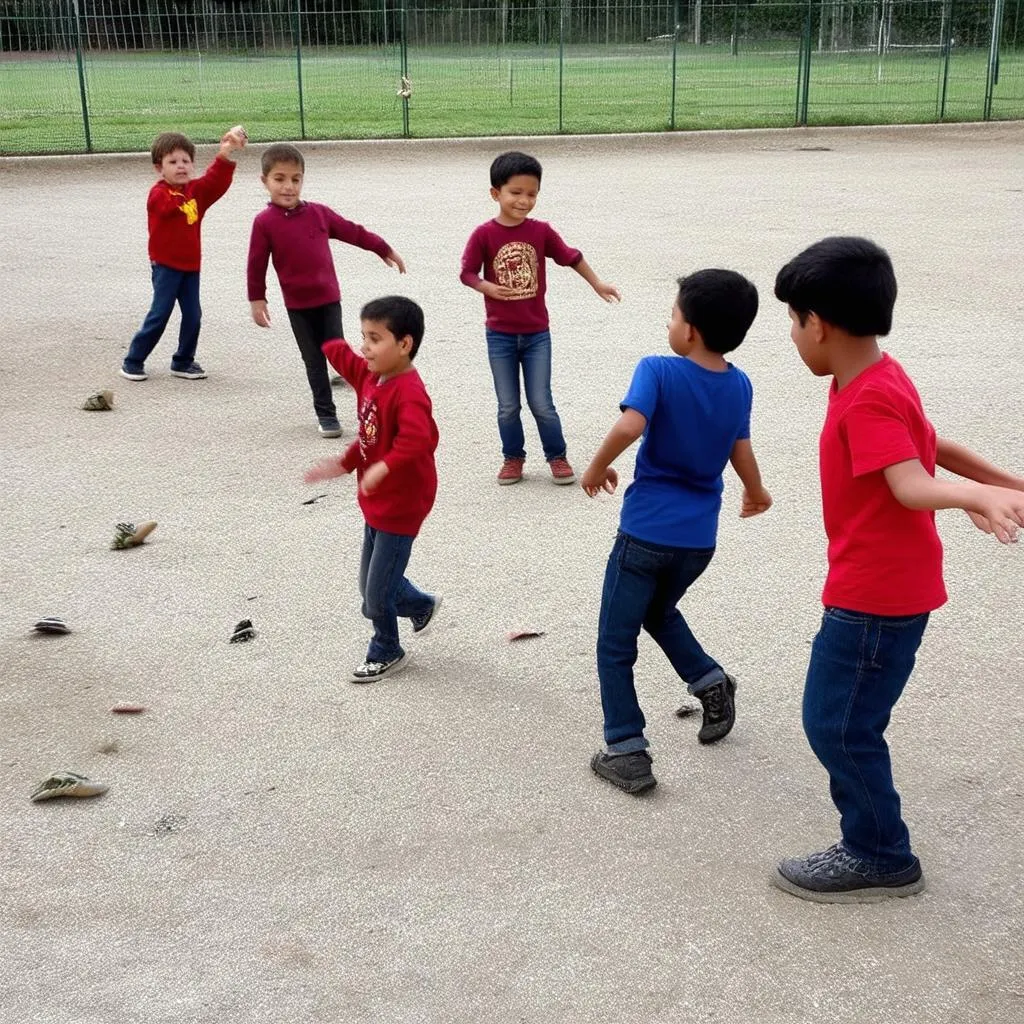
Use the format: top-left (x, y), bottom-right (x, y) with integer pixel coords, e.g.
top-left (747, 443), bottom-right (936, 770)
top-left (358, 524), bottom-right (434, 663)
top-left (485, 329), bottom-right (567, 461)
top-left (597, 532), bottom-right (725, 753)
top-left (125, 262), bottom-right (202, 373)
top-left (803, 606), bottom-right (929, 870)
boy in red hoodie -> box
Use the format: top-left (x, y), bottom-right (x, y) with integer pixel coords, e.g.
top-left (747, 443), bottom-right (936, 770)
top-left (121, 127), bottom-right (246, 382)
top-left (305, 296), bottom-right (440, 683)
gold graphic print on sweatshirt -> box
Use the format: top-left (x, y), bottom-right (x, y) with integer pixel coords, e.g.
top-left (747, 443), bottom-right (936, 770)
top-left (492, 242), bottom-right (538, 300)
top-left (179, 198), bottom-right (199, 225)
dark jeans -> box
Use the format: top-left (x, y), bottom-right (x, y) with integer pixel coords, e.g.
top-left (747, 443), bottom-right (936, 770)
top-left (358, 524), bottom-right (433, 663)
top-left (124, 262), bottom-right (201, 372)
top-left (287, 302), bottom-right (343, 419)
top-left (597, 531), bottom-right (725, 753)
top-left (484, 328), bottom-right (567, 461)
top-left (803, 606), bottom-right (929, 870)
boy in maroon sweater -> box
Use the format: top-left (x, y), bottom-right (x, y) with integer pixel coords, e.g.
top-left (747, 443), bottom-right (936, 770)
top-left (305, 296), bottom-right (439, 684)
top-left (121, 127), bottom-right (246, 382)
top-left (248, 143), bottom-right (406, 439)
top-left (460, 151), bottom-right (620, 485)
top-left (773, 236), bottom-right (1024, 903)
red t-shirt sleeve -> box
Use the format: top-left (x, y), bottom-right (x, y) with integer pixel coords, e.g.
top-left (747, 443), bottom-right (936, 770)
top-left (543, 223), bottom-right (583, 267)
top-left (324, 207), bottom-right (390, 259)
top-left (322, 339), bottom-right (371, 392)
top-left (190, 155), bottom-right (235, 210)
top-left (843, 392), bottom-right (921, 477)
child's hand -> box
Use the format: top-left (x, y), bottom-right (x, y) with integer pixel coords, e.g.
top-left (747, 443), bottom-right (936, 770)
top-left (383, 249), bottom-right (407, 274)
top-left (251, 300), bottom-right (271, 328)
top-left (593, 281), bottom-right (621, 303)
top-left (966, 509), bottom-right (993, 535)
top-left (581, 465), bottom-right (618, 497)
top-left (361, 461), bottom-right (389, 495)
top-left (218, 126), bottom-right (247, 158)
top-left (304, 458), bottom-right (349, 484)
top-left (973, 485), bottom-right (1024, 544)
top-left (480, 280), bottom-right (517, 301)
top-left (740, 486), bottom-right (773, 518)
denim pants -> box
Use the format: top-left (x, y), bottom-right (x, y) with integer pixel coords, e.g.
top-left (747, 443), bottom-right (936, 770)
top-left (803, 606), bottom-right (929, 870)
top-left (125, 262), bottom-right (202, 372)
top-left (484, 328), bottom-right (567, 461)
top-left (287, 302), bottom-right (343, 419)
top-left (358, 524), bottom-right (434, 663)
top-left (597, 531), bottom-right (726, 753)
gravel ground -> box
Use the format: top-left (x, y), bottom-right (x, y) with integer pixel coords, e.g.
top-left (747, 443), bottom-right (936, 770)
top-left (1, 122), bottom-right (1022, 1024)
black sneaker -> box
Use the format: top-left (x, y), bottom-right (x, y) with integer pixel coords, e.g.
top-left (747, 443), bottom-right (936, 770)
top-left (590, 750), bottom-right (657, 794)
top-left (773, 842), bottom-right (925, 904)
top-left (171, 362), bottom-right (207, 379)
top-left (410, 595), bottom-right (443, 635)
top-left (693, 674), bottom-right (736, 744)
top-left (317, 416), bottom-right (343, 438)
top-left (350, 652), bottom-right (408, 684)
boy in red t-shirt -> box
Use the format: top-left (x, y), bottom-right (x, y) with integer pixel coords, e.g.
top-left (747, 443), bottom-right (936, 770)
top-left (773, 236), bottom-right (1024, 903)
top-left (304, 296), bottom-right (439, 684)
top-left (122, 127), bottom-right (246, 382)
top-left (460, 151), bottom-right (620, 486)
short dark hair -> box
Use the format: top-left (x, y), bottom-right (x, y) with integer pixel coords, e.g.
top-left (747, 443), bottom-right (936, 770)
top-left (676, 269), bottom-right (759, 354)
top-left (151, 131), bottom-right (194, 164)
top-left (774, 236), bottom-right (897, 337)
top-left (261, 142), bottom-right (305, 176)
top-left (490, 151), bottom-right (542, 188)
top-left (361, 296), bottom-right (425, 360)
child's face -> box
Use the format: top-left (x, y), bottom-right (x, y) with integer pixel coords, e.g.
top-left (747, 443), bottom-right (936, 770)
top-left (156, 148), bottom-right (194, 187)
top-left (788, 307), bottom-right (829, 375)
top-left (490, 174), bottom-right (540, 225)
top-left (360, 318), bottom-right (412, 378)
top-left (262, 161), bottom-right (304, 209)
top-left (667, 302), bottom-right (694, 356)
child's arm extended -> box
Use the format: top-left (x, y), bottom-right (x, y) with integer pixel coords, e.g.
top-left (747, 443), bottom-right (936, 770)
top-left (571, 257), bottom-right (621, 304)
top-left (729, 439), bottom-right (772, 518)
top-left (884, 457), bottom-right (1024, 544)
top-left (580, 409), bottom-right (647, 497)
top-left (324, 209), bottom-right (405, 273)
top-left (322, 338), bottom-right (371, 392)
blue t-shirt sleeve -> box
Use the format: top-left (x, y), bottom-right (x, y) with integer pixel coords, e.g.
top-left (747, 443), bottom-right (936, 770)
top-left (620, 357), bottom-right (659, 421)
top-left (737, 370), bottom-right (753, 440)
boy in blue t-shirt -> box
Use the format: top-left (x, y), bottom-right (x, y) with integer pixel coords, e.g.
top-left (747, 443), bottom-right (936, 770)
top-left (581, 270), bottom-right (772, 793)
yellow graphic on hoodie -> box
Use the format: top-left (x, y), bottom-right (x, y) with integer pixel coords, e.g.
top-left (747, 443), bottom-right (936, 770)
top-left (179, 198), bottom-right (198, 225)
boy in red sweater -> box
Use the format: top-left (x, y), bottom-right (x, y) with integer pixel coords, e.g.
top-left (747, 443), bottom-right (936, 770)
top-left (121, 127), bottom-right (246, 382)
top-left (304, 296), bottom-right (439, 684)
top-left (247, 143), bottom-right (406, 439)
top-left (460, 151), bottom-right (620, 486)
top-left (773, 236), bottom-right (1024, 903)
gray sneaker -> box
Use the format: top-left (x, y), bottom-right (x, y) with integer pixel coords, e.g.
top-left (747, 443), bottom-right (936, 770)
top-left (171, 362), bottom-right (207, 379)
top-left (773, 843), bottom-right (925, 904)
top-left (693, 674), bottom-right (736, 744)
top-left (590, 750), bottom-right (657, 794)
top-left (318, 416), bottom-right (343, 438)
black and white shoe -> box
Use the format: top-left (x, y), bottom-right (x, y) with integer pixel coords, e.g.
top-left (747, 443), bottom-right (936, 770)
top-left (350, 652), bottom-right (409, 684)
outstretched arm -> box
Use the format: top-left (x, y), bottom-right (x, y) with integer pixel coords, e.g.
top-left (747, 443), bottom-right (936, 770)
top-left (572, 257), bottom-right (621, 303)
top-left (729, 438), bottom-right (772, 518)
top-left (580, 408), bottom-right (646, 497)
top-left (936, 437), bottom-right (1024, 489)
top-left (883, 459), bottom-right (1024, 544)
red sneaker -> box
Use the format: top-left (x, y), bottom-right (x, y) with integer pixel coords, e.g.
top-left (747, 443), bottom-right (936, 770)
top-left (497, 457), bottom-right (525, 485)
top-left (549, 456), bottom-right (576, 485)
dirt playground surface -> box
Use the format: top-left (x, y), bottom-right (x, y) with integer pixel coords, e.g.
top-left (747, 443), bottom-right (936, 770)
top-left (1, 122), bottom-right (1022, 1023)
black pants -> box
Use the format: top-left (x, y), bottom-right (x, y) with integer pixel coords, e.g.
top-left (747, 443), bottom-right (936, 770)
top-left (286, 301), bottom-right (344, 419)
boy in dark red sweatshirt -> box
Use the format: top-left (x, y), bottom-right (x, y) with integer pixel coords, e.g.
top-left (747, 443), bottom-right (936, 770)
top-left (304, 296), bottom-right (439, 684)
top-left (247, 143), bottom-right (406, 439)
top-left (121, 127), bottom-right (246, 382)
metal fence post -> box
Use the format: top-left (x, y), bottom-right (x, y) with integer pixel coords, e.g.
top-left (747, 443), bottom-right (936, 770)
top-left (984, 0), bottom-right (1006, 119)
top-left (937, 0), bottom-right (954, 121)
top-left (558, 1), bottom-right (565, 133)
top-left (796, 2), bottom-right (812, 126)
top-left (669, 5), bottom-right (680, 130)
top-left (400, 1), bottom-right (410, 138)
top-left (71, 0), bottom-right (92, 152)
top-left (294, 0), bottom-right (306, 139)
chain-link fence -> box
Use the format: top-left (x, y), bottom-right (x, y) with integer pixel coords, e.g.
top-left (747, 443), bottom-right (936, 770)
top-left (1, 0), bottom-right (1021, 154)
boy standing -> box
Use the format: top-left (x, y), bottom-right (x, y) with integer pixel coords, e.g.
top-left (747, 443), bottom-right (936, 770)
top-left (304, 297), bottom-right (439, 683)
top-left (121, 127), bottom-right (246, 381)
top-left (773, 236), bottom-right (1024, 902)
top-left (247, 143), bottom-right (406, 438)
top-left (460, 151), bottom-right (620, 485)
top-left (582, 271), bottom-right (772, 794)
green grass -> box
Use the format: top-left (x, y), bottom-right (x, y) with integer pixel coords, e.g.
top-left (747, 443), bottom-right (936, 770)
top-left (1, 43), bottom-right (1021, 154)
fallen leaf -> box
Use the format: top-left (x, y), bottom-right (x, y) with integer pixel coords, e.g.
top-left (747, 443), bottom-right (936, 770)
top-left (508, 630), bottom-right (546, 642)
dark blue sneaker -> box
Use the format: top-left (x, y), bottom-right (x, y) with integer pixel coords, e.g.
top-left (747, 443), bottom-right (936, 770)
top-left (317, 416), bottom-right (343, 438)
top-left (171, 362), bottom-right (207, 379)
top-left (410, 595), bottom-right (443, 635)
top-left (120, 363), bottom-right (147, 381)
top-left (773, 843), bottom-right (925, 903)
